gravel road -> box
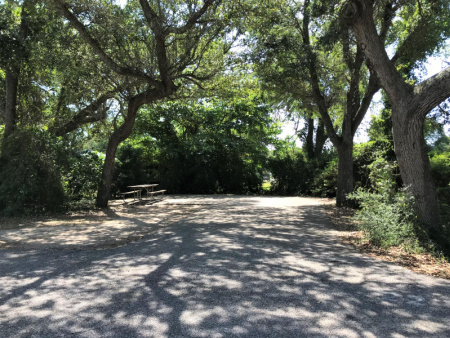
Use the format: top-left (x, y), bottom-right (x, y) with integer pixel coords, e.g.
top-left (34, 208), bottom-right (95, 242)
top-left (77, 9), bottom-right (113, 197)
top-left (0, 196), bottom-right (449, 337)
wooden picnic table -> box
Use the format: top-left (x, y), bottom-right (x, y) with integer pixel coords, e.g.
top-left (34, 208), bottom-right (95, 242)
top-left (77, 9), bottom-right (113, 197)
top-left (127, 184), bottom-right (160, 198)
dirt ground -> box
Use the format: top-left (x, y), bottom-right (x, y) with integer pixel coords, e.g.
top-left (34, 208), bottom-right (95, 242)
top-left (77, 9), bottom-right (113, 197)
top-left (0, 198), bottom-right (202, 250)
top-left (1, 195), bottom-right (449, 280)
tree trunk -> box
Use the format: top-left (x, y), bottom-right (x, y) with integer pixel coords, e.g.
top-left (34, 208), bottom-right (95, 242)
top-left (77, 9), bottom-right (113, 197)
top-left (3, 69), bottom-right (20, 139)
top-left (336, 139), bottom-right (354, 207)
top-left (341, 0), bottom-right (450, 231)
top-left (392, 108), bottom-right (441, 228)
top-left (96, 102), bottom-right (140, 208)
top-left (304, 117), bottom-right (315, 159)
top-left (314, 120), bottom-right (327, 157)
top-left (95, 89), bottom-right (168, 208)
top-left (95, 134), bottom-right (123, 208)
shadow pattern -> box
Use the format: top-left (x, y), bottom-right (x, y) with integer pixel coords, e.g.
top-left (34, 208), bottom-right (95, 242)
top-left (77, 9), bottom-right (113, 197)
top-left (0, 196), bottom-right (449, 337)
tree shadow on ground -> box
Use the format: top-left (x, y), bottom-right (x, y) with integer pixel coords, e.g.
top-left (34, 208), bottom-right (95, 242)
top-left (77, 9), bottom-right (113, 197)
top-left (0, 196), bottom-right (449, 337)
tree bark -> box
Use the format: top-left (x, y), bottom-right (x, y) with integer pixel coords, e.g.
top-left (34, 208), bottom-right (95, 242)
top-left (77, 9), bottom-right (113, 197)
top-left (336, 139), bottom-right (354, 206)
top-left (314, 120), bottom-right (327, 157)
top-left (2, 0), bottom-right (33, 141)
top-left (95, 89), bottom-right (168, 208)
top-left (392, 111), bottom-right (441, 227)
top-left (3, 69), bottom-right (19, 139)
top-left (304, 117), bottom-right (315, 159)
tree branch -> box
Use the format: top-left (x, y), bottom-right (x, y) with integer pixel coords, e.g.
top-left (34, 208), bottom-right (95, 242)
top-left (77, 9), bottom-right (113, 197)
top-left (352, 73), bottom-right (380, 135)
top-left (379, 0), bottom-right (395, 43)
top-left (341, 0), bottom-right (412, 104)
top-left (165, 0), bottom-right (218, 35)
top-left (413, 67), bottom-right (450, 117)
top-left (302, 0), bottom-right (340, 146)
top-left (52, 0), bottom-right (157, 84)
top-left (138, 0), bottom-right (163, 34)
top-left (50, 92), bottom-right (115, 136)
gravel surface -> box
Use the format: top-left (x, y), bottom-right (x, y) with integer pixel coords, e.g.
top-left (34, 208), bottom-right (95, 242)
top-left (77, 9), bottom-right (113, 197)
top-left (0, 195), bottom-right (449, 337)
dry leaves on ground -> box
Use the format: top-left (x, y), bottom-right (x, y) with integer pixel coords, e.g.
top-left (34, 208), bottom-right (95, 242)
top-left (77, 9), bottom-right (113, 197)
top-left (324, 204), bottom-right (450, 280)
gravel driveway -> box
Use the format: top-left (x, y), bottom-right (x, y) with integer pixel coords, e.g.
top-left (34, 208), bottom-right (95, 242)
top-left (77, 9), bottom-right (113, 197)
top-left (0, 196), bottom-right (449, 337)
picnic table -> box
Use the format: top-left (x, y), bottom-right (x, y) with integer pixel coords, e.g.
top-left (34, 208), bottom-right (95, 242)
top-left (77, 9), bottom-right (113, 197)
top-left (127, 184), bottom-right (159, 198)
top-left (119, 184), bottom-right (166, 201)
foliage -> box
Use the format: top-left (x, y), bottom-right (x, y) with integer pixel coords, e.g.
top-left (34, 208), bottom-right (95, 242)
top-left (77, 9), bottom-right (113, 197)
top-left (268, 145), bottom-right (310, 195)
top-left (430, 146), bottom-right (450, 206)
top-left (113, 142), bottom-right (158, 195)
top-left (353, 139), bottom-right (400, 190)
top-left (114, 98), bottom-right (279, 195)
top-left (268, 142), bottom-right (337, 196)
top-left (61, 149), bottom-right (104, 201)
top-left (310, 156), bottom-right (338, 197)
top-left (0, 128), bottom-right (66, 215)
top-left (349, 158), bottom-right (421, 249)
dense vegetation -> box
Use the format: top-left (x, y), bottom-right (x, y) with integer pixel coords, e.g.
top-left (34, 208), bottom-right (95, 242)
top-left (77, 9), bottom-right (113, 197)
top-left (1, 0), bottom-right (449, 255)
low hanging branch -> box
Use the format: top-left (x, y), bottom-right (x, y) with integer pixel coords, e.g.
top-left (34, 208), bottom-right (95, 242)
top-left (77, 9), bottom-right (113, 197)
top-left (50, 93), bottom-right (114, 137)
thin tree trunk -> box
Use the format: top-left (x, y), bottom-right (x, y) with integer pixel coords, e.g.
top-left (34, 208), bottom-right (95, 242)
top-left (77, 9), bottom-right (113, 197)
top-left (304, 117), bottom-right (315, 159)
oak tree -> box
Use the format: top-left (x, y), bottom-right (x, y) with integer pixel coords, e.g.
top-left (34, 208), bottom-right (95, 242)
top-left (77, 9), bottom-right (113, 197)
top-left (342, 0), bottom-right (450, 232)
top-left (51, 0), bottom-right (232, 207)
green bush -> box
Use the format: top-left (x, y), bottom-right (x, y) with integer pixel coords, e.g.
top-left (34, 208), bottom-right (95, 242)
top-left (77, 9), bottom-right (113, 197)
top-left (62, 149), bottom-right (104, 201)
top-left (268, 147), bottom-right (310, 195)
top-left (310, 157), bottom-right (338, 197)
top-left (350, 188), bottom-right (420, 248)
top-left (349, 158), bottom-right (422, 249)
top-left (268, 144), bottom-right (337, 197)
top-left (113, 143), bottom-right (157, 195)
top-left (0, 129), bottom-right (66, 215)
top-left (430, 151), bottom-right (450, 205)
top-left (127, 100), bottom-right (273, 195)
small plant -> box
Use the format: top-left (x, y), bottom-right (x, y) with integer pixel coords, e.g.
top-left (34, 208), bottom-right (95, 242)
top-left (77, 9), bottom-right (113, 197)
top-left (349, 188), bottom-right (420, 249)
top-left (349, 158), bottom-right (423, 250)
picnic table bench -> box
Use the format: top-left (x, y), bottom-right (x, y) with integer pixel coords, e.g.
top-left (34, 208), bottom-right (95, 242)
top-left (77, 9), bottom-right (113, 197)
top-left (147, 189), bottom-right (166, 199)
top-left (118, 189), bottom-right (141, 200)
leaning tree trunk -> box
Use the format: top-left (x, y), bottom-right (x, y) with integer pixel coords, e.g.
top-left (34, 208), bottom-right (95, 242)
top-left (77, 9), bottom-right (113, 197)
top-left (96, 102), bottom-right (140, 208)
top-left (392, 108), bottom-right (441, 229)
top-left (95, 134), bottom-right (124, 208)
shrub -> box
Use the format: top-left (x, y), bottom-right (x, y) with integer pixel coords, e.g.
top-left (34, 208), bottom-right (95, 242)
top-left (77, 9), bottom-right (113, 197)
top-left (310, 157), bottom-right (338, 197)
top-left (62, 149), bottom-right (104, 201)
top-left (349, 158), bottom-right (422, 249)
top-left (0, 129), bottom-right (66, 215)
top-left (268, 148), bottom-right (310, 195)
top-left (268, 143), bottom-right (337, 197)
top-left (349, 188), bottom-right (420, 248)
top-left (430, 152), bottom-right (450, 206)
